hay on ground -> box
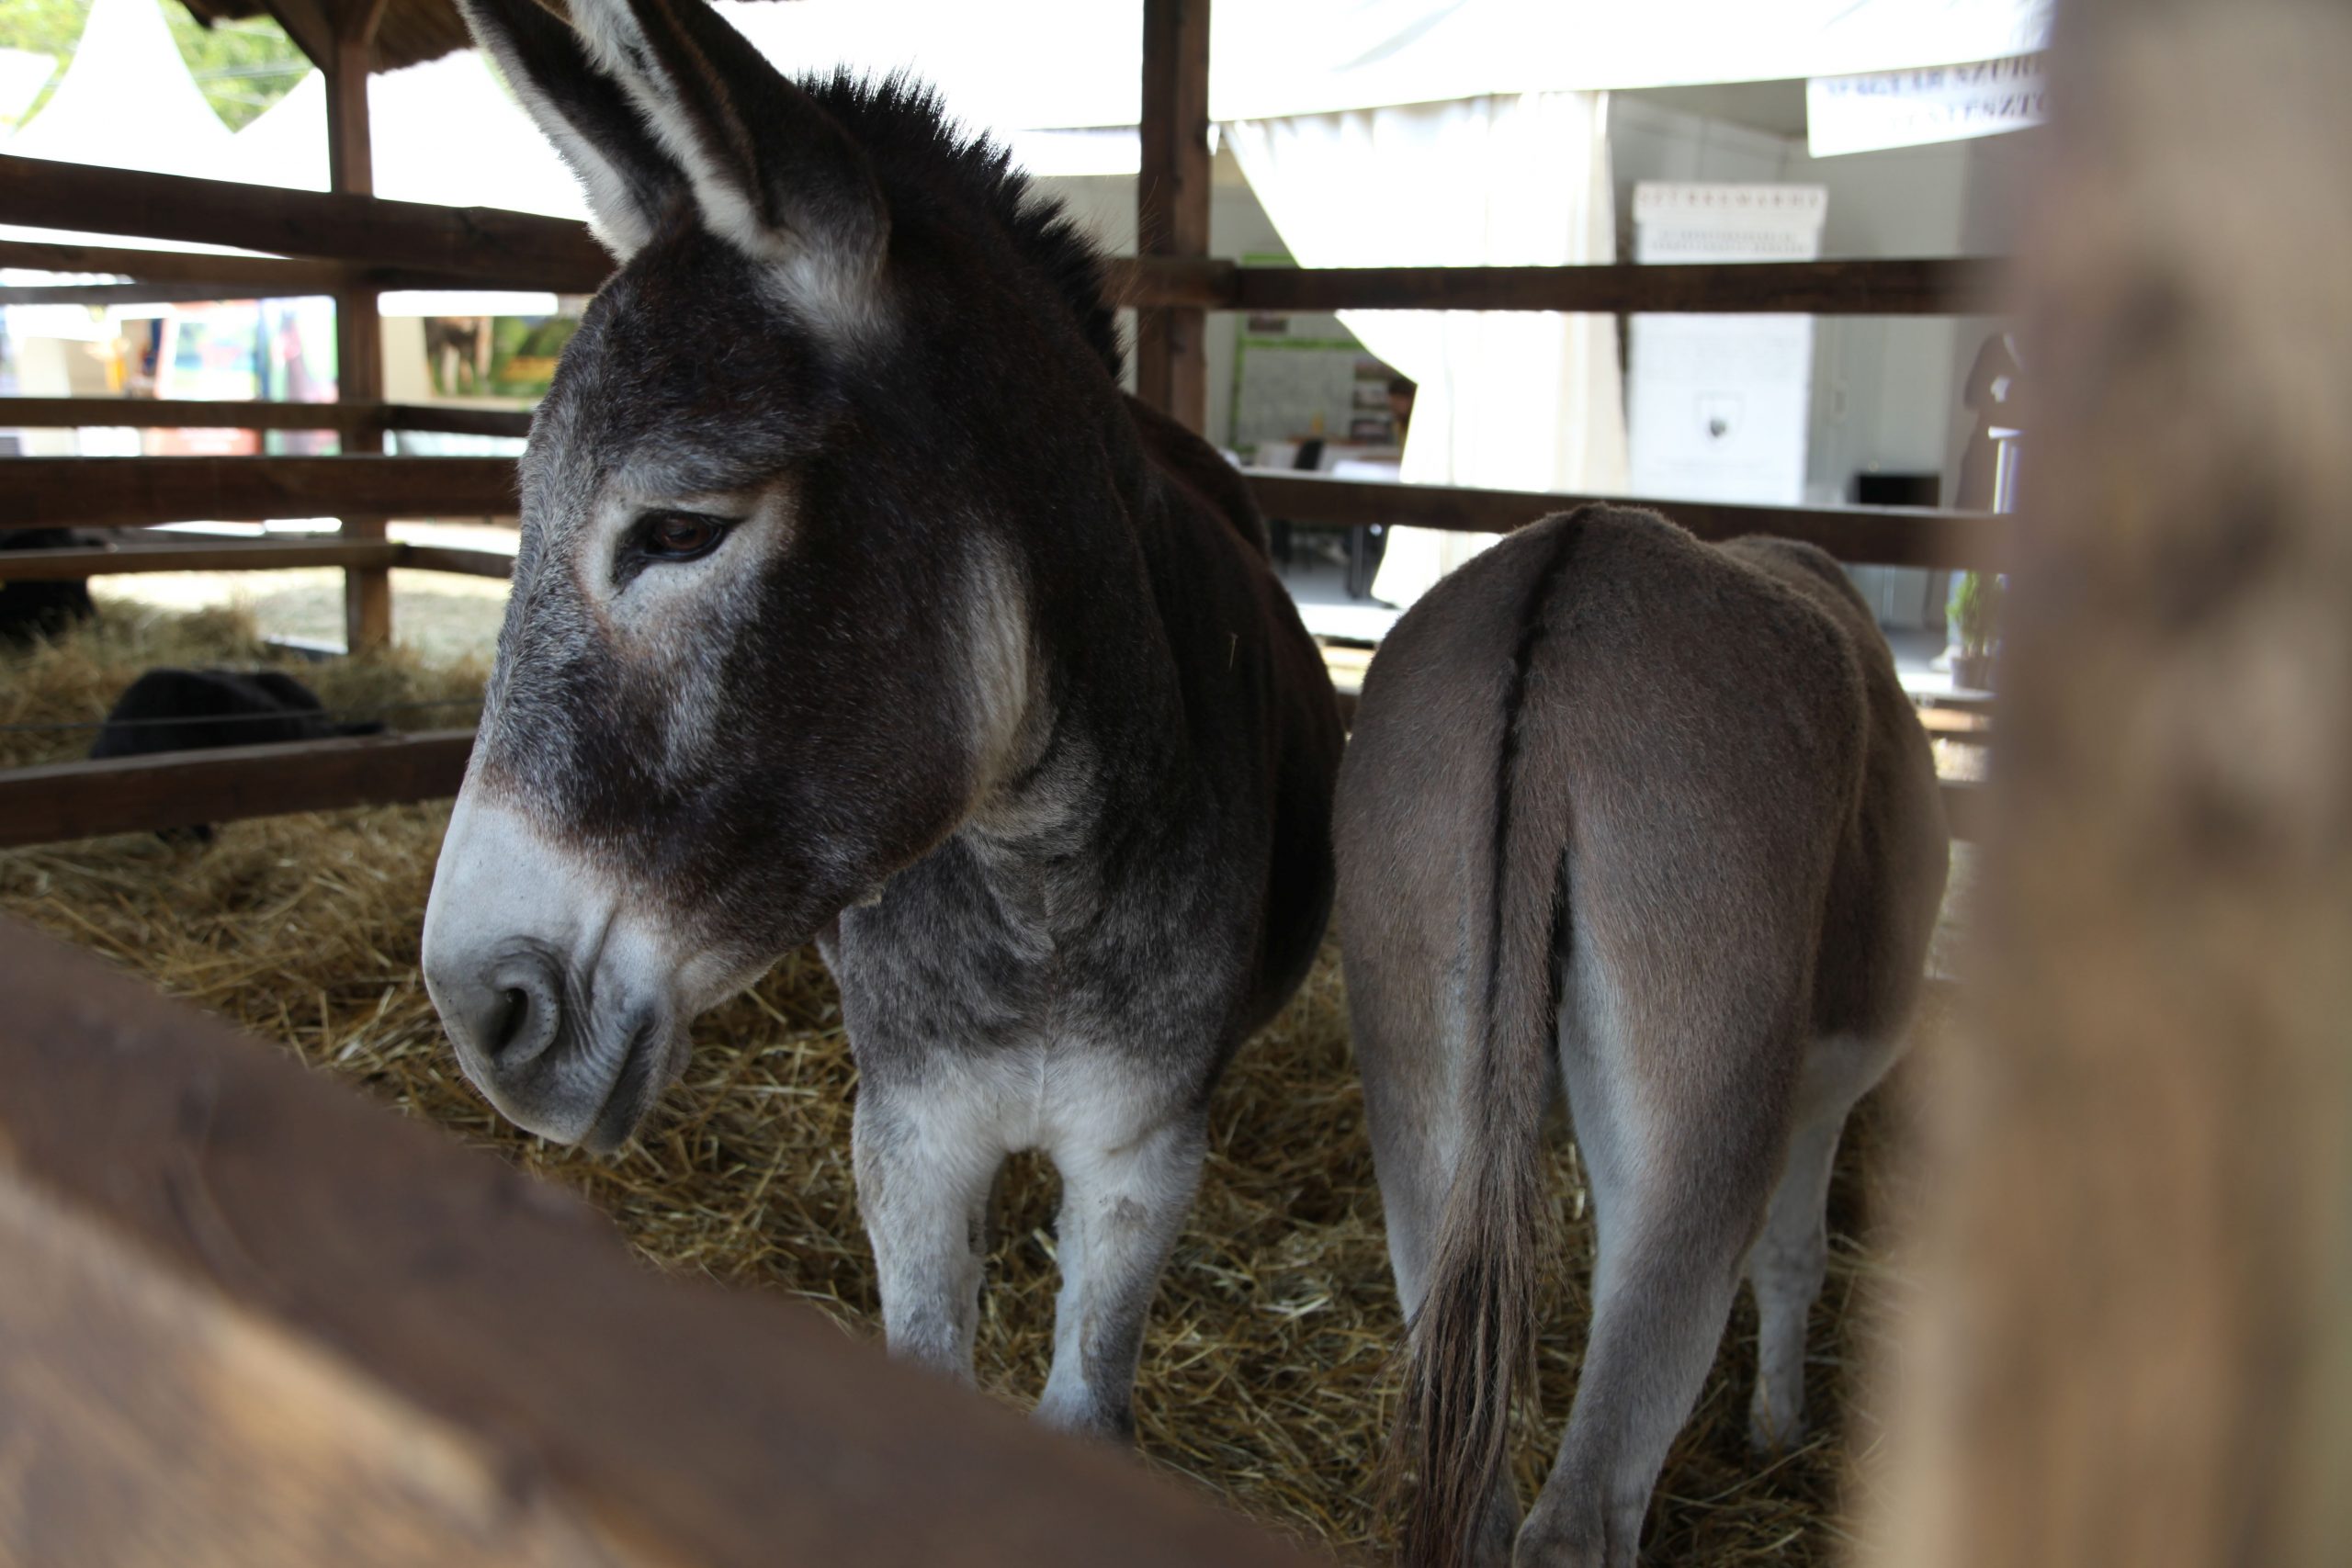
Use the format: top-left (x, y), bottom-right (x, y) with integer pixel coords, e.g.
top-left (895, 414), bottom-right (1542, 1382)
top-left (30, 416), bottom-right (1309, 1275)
top-left (0, 605), bottom-right (1940, 1562)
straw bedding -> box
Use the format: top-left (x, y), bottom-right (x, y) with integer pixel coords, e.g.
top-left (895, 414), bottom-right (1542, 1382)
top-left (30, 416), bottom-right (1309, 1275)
top-left (0, 603), bottom-right (1942, 1562)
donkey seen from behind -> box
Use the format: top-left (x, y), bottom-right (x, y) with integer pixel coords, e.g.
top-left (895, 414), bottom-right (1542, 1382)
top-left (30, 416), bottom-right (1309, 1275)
top-left (422, 0), bottom-right (1342, 1443)
top-left (1338, 504), bottom-right (1948, 1566)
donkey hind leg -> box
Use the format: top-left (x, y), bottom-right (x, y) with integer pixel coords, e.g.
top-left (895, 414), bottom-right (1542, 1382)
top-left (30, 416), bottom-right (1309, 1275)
top-left (1035, 1102), bottom-right (1208, 1442)
top-left (1359, 976), bottom-right (1527, 1568)
top-left (1745, 1032), bottom-right (1904, 1453)
top-left (1516, 1000), bottom-right (1791, 1568)
top-left (852, 1081), bottom-right (1006, 1383)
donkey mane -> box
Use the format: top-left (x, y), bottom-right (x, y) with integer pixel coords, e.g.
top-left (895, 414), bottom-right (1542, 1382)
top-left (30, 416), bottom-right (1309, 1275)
top-left (801, 71), bottom-right (1121, 378)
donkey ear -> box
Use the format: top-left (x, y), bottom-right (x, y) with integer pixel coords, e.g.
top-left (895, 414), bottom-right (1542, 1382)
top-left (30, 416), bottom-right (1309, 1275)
top-left (455, 0), bottom-right (684, 259)
top-left (566, 0), bottom-right (890, 334)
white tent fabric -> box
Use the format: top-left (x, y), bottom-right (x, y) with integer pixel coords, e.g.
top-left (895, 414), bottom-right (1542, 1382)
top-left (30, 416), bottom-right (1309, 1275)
top-left (0, 0), bottom-right (256, 254)
top-left (712, 0), bottom-right (2052, 130)
top-left (234, 54), bottom-right (593, 220)
top-left (0, 48), bottom-right (57, 128)
top-left (1228, 94), bottom-right (1628, 608)
top-left (4, 0), bottom-right (232, 178)
top-left (1211, 0), bottom-right (2055, 120)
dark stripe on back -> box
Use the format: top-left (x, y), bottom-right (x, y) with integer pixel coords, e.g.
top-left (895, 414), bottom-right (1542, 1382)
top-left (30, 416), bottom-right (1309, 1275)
top-left (1478, 509), bottom-right (1589, 1056)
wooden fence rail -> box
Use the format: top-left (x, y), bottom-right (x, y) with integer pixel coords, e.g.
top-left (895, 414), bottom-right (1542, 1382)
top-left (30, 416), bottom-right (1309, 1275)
top-left (0, 729), bottom-right (1985, 849)
top-left (0, 730), bottom-right (478, 847)
top-left (0, 919), bottom-right (1314, 1567)
top-left (0, 399), bottom-right (533, 438)
top-left (0, 238), bottom-right (505, 299)
top-left (0, 238), bottom-right (354, 291)
top-left (1251, 473), bottom-right (2012, 569)
top-left (1110, 255), bottom-right (2005, 315)
top-left (2, 456), bottom-right (2001, 568)
top-left (0, 538), bottom-right (408, 580)
top-left (0, 457), bottom-right (516, 530)
top-left (0, 157), bottom-right (2006, 322)
top-left (0, 154), bottom-right (615, 295)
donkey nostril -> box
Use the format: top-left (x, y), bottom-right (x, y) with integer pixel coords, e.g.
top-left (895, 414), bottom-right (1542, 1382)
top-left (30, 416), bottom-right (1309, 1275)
top-left (471, 955), bottom-right (561, 1069)
top-left (487, 986), bottom-right (532, 1058)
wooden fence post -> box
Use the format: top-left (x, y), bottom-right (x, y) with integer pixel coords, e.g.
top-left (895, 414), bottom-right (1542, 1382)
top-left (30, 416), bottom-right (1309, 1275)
top-left (1136, 0), bottom-right (1211, 435)
top-left (1865, 0), bottom-right (2352, 1563)
top-left (329, 0), bottom-right (393, 653)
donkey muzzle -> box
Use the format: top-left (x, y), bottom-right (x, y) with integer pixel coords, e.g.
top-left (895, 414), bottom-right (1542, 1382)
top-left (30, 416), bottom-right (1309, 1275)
top-left (423, 793), bottom-right (692, 1154)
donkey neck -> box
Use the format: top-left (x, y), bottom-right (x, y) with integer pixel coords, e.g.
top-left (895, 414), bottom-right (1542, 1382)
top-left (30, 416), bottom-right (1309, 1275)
top-left (958, 414), bottom-right (1210, 862)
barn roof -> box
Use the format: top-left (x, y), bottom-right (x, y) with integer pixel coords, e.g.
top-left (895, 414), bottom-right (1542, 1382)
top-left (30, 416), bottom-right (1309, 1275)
top-left (174, 0), bottom-right (469, 76)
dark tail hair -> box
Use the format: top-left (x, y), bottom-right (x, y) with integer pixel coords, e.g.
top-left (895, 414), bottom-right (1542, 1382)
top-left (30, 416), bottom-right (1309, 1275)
top-left (1389, 513), bottom-right (1587, 1568)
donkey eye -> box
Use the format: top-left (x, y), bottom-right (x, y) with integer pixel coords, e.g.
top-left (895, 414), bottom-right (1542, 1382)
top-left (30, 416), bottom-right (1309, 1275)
top-left (634, 511), bottom-right (731, 562)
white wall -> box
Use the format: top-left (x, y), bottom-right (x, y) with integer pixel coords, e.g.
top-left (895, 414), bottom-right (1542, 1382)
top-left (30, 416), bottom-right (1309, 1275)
top-left (1609, 96), bottom-right (2003, 506)
top-left (1040, 116), bottom-right (2031, 523)
top-left (1611, 97), bottom-right (2037, 628)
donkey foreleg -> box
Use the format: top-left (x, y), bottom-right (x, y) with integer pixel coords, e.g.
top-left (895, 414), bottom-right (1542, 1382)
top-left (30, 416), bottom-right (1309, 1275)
top-left (852, 1085), bottom-right (1004, 1383)
top-left (1035, 1105), bottom-right (1207, 1442)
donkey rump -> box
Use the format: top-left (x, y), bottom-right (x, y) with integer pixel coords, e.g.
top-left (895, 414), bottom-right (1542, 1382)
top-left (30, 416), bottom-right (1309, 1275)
top-left (1338, 504), bottom-right (1947, 1567)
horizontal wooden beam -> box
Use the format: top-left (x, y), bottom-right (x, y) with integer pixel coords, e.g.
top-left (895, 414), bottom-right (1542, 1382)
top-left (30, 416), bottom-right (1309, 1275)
top-left (0, 155), bottom-right (612, 294)
top-left (1, 398), bottom-right (372, 432)
top-left (1103, 254), bottom-right (1238, 308)
top-left (0, 281), bottom-right (306, 308)
top-left (0, 457), bottom-right (516, 530)
top-left (381, 403), bottom-right (535, 438)
top-left (1246, 471), bottom-right (2012, 570)
top-left (0, 921), bottom-right (1316, 1567)
top-left (0, 166), bottom-right (1999, 321)
top-left (0, 703), bottom-right (1987, 846)
top-left (0, 728), bottom-right (476, 847)
top-left (0, 400), bottom-right (534, 439)
top-left (1, 538), bottom-right (516, 581)
top-left (0, 537), bottom-right (404, 580)
top-left (0, 239), bottom-right (511, 298)
top-left (0, 457), bottom-right (2003, 567)
top-left (398, 543), bottom-right (517, 578)
top-left (1238, 257), bottom-right (2004, 315)
top-left (0, 238), bottom-right (352, 292)
top-left (1109, 256), bottom-right (2007, 315)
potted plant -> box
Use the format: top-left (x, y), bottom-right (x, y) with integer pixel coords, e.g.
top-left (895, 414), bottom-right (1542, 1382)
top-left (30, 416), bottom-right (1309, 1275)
top-left (1951, 570), bottom-right (2005, 690)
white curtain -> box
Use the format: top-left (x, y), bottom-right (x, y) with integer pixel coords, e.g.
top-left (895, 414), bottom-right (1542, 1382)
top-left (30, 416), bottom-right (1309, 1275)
top-left (1227, 91), bottom-right (1629, 607)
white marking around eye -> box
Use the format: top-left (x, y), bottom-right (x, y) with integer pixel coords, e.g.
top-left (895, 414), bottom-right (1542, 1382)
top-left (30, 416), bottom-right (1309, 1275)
top-left (572, 480), bottom-right (796, 781)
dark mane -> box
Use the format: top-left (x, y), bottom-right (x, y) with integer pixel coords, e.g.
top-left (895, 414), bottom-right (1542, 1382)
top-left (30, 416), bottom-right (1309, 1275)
top-left (804, 72), bottom-right (1121, 378)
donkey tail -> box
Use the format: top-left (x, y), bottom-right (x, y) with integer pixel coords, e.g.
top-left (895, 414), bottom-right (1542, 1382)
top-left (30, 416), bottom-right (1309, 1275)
top-left (1391, 512), bottom-right (1589, 1568)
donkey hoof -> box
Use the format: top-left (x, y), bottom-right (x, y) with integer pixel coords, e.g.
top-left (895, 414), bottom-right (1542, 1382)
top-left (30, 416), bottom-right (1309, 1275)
top-left (1747, 1401), bottom-right (1808, 1456)
top-left (1512, 1499), bottom-right (1615, 1568)
top-left (1033, 1393), bottom-right (1136, 1448)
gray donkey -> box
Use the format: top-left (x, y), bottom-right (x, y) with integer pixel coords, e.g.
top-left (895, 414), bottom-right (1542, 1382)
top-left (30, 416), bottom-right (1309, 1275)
top-left (421, 0), bottom-right (1341, 1442)
top-left (1336, 505), bottom-right (1948, 1566)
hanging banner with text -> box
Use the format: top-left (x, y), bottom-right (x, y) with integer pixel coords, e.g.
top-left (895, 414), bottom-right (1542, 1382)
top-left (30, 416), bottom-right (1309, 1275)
top-left (1806, 54), bottom-right (2047, 158)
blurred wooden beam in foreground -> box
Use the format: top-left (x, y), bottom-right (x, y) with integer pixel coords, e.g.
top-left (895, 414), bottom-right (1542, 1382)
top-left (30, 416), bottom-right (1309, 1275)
top-left (1865, 0), bottom-right (2352, 1564)
top-left (0, 921), bottom-right (1319, 1567)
